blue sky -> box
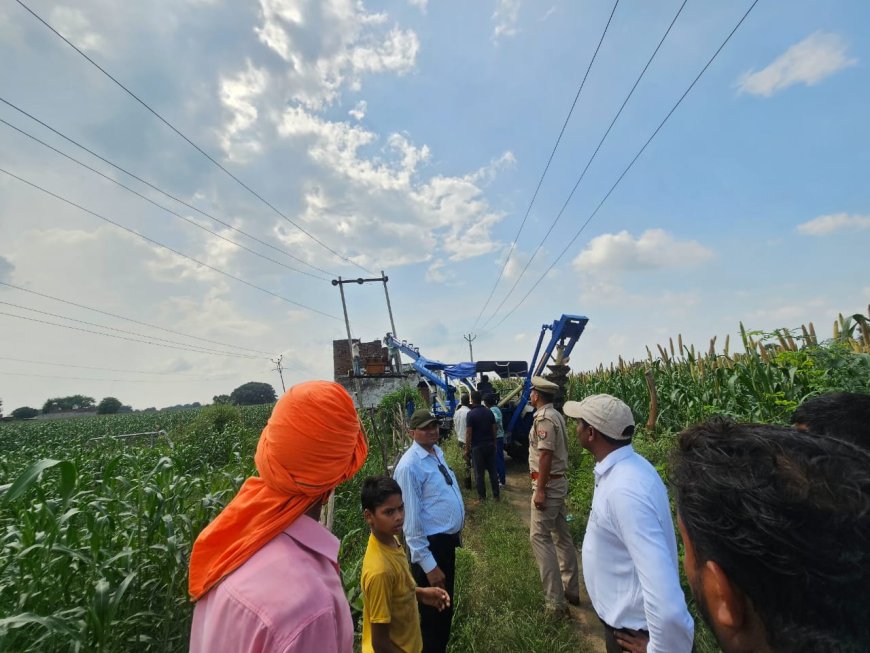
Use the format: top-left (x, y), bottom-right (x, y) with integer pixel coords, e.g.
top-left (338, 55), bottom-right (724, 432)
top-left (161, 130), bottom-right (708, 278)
top-left (1, 0), bottom-right (867, 411)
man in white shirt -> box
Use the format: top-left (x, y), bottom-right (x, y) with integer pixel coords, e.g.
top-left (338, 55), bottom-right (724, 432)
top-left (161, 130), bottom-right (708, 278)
top-left (453, 393), bottom-right (470, 446)
top-left (564, 394), bottom-right (693, 653)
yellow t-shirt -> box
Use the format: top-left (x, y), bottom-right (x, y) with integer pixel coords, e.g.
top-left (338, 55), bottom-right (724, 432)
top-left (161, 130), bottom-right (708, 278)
top-left (361, 533), bottom-right (422, 653)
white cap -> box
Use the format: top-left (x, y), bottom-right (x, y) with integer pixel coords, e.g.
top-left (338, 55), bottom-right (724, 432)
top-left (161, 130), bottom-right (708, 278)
top-left (563, 394), bottom-right (635, 440)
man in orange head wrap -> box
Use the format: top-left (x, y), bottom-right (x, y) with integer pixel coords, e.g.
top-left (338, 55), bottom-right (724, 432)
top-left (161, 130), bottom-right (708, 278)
top-left (189, 380), bottom-right (368, 653)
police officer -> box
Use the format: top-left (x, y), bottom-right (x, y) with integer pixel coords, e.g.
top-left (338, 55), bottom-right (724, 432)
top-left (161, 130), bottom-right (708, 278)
top-left (528, 376), bottom-right (581, 613)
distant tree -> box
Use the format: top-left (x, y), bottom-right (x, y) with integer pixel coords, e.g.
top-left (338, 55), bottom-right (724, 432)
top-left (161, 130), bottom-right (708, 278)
top-left (0, 398), bottom-right (3, 419)
top-left (119, 405), bottom-right (133, 413)
top-left (97, 397), bottom-right (123, 415)
top-left (42, 394), bottom-right (96, 413)
top-left (213, 394), bottom-right (232, 405)
top-left (229, 382), bottom-right (277, 406)
top-left (12, 406), bottom-right (39, 419)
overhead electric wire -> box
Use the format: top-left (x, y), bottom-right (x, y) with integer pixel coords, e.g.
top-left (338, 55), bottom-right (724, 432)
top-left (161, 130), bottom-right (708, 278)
top-left (481, 0), bottom-right (689, 329)
top-left (0, 280), bottom-right (273, 356)
top-left (0, 166), bottom-right (340, 320)
top-left (485, 0), bottom-right (760, 333)
top-left (0, 300), bottom-right (265, 359)
top-left (0, 96), bottom-right (336, 279)
top-left (15, 0), bottom-right (373, 275)
top-left (0, 116), bottom-right (329, 282)
top-left (0, 310), bottom-right (266, 359)
top-left (1, 371), bottom-right (217, 384)
top-left (472, 0), bottom-right (621, 331)
top-left (0, 355), bottom-right (238, 378)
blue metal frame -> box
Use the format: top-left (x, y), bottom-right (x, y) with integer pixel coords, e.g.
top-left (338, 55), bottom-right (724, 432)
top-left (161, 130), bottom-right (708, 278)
top-left (384, 313), bottom-right (588, 427)
top-left (504, 314), bottom-right (589, 437)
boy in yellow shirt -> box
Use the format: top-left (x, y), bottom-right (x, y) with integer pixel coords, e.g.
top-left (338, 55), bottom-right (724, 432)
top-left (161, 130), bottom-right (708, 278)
top-left (361, 476), bottom-right (450, 653)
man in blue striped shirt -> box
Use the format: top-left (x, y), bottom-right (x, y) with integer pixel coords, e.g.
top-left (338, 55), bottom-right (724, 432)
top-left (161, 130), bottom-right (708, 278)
top-left (393, 409), bottom-right (465, 653)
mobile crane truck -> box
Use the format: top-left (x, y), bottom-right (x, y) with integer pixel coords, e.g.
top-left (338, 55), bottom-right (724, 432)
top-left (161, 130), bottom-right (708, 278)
top-left (384, 314), bottom-right (588, 460)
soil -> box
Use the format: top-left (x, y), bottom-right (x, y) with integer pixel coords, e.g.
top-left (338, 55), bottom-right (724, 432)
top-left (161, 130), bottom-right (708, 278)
top-left (502, 456), bottom-right (607, 653)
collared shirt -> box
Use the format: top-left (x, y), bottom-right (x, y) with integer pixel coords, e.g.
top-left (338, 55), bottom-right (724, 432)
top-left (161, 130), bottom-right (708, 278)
top-left (454, 405), bottom-right (470, 444)
top-left (190, 515), bottom-right (353, 653)
top-left (393, 442), bottom-right (465, 573)
top-left (528, 403), bottom-right (569, 476)
top-left (582, 446), bottom-right (694, 653)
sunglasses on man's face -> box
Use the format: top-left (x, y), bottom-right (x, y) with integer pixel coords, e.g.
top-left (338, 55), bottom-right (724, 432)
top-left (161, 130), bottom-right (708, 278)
top-left (437, 463), bottom-right (454, 486)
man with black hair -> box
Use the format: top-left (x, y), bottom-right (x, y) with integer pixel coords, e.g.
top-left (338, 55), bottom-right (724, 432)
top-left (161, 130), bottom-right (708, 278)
top-left (564, 394), bottom-right (693, 652)
top-left (477, 374), bottom-right (495, 399)
top-left (465, 390), bottom-right (500, 502)
top-left (528, 376), bottom-right (580, 614)
top-left (393, 410), bottom-right (465, 653)
top-left (791, 391), bottom-right (870, 447)
top-left (671, 419), bottom-right (870, 653)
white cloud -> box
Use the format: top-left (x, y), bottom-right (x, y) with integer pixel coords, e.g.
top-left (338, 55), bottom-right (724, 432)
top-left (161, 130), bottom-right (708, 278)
top-left (492, 0), bottom-right (521, 42)
top-left (539, 6), bottom-right (556, 22)
top-left (278, 106), bottom-right (429, 191)
top-left (275, 104), bottom-right (509, 266)
top-left (426, 260), bottom-right (449, 283)
top-left (737, 32), bottom-right (857, 97)
top-left (49, 7), bottom-right (106, 53)
top-left (796, 213), bottom-right (870, 236)
top-left (0, 256), bottom-right (13, 282)
top-left (218, 61), bottom-right (269, 161)
top-left (572, 229), bottom-right (713, 272)
top-left (407, 0), bottom-right (428, 9)
top-left (349, 100), bottom-right (367, 121)
top-left (254, 0), bottom-right (418, 111)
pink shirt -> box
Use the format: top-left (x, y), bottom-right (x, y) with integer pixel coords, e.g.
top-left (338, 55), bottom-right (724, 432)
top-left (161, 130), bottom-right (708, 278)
top-left (190, 515), bottom-right (354, 653)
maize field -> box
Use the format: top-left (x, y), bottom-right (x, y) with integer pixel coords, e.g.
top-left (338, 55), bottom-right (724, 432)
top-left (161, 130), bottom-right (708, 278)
top-left (1, 310), bottom-right (868, 651)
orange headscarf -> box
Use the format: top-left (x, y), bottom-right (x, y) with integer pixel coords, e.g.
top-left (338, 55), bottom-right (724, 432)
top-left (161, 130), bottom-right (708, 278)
top-left (188, 380), bottom-right (368, 601)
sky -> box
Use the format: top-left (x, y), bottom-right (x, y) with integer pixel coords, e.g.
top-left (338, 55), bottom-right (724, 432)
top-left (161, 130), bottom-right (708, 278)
top-left (1, 0), bottom-right (868, 412)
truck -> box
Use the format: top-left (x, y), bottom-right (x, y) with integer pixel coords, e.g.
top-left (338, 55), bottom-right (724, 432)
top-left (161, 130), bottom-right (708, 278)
top-left (384, 313), bottom-right (589, 460)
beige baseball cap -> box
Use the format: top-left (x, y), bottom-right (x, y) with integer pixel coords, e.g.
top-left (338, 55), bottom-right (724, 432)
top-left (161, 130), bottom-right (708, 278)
top-left (563, 394), bottom-right (635, 440)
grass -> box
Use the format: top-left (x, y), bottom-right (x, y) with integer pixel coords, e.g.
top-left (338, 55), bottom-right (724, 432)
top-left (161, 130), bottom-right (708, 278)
top-left (442, 440), bottom-right (590, 653)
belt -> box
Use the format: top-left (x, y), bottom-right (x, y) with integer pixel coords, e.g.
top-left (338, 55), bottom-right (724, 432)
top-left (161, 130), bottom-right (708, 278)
top-left (530, 472), bottom-right (564, 480)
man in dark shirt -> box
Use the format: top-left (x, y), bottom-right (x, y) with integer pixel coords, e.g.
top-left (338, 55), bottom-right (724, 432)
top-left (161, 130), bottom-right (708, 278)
top-left (465, 391), bottom-right (500, 502)
top-left (477, 375), bottom-right (495, 399)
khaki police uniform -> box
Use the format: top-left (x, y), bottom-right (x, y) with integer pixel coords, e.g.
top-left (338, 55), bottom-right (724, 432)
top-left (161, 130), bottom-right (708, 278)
top-left (528, 381), bottom-right (580, 611)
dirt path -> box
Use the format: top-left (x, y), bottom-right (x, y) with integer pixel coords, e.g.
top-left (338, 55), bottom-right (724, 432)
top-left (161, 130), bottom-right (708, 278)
top-left (502, 457), bottom-right (607, 653)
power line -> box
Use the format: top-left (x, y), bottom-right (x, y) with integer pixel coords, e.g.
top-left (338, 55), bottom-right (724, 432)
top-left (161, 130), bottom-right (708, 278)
top-left (0, 280), bottom-right (273, 356)
top-left (0, 355), bottom-right (238, 378)
top-left (0, 299), bottom-right (264, 359)
top-left (15, 0), bottom-right (373, 275)
top-left (487, 0), bottom-right (760, 332)
top-left (0, 116), bottom-right (328, 282)
top-left (0, 309), bottom-right (266, 359)
top-left (0, 96), bottom-right (336, 279)
top-left (481, 0), bottom-right (689, 329)
top-left (0, 166), bottom-right (340, 320)
top-left (472, 0), bottom-right (621, 330)
top-left (1, 371), bottom-right (218, 384)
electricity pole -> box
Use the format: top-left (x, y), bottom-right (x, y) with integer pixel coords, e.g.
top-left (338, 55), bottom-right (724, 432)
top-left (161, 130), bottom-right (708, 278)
top-left (464, 333), bottom-right (477, 362)
top-left (271, 354), bottom-right (286, 393)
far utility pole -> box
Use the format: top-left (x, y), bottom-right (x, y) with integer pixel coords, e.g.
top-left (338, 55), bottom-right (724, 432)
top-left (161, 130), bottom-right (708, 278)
top-left (271, 354), bottom-right (286, 393)
top-left (464, 332), bottom-right (477, 362)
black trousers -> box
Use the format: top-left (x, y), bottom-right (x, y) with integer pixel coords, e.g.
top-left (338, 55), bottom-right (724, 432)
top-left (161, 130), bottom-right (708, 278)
top-left (411, 533), bottom-right (460, 653)
top-left (601, 620), bottom-right (649, 653)
top-left (472, 444), bottom-right (500, 500)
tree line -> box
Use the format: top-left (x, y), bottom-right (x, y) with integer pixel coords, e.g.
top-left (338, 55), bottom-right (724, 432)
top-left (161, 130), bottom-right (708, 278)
top-left (1, 381), bottom-right (278, 420)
